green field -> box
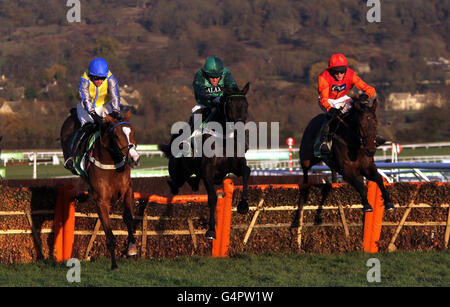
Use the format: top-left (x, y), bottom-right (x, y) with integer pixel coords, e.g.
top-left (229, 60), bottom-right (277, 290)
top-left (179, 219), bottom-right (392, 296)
top-left (0, 251), bottom-right (448, 287)
top-left (1, 146), bottom-right (450, 179)
top-left (1, 155), bottom-right (168, 179)
top-left (375, 146), bottom-right (450, 158)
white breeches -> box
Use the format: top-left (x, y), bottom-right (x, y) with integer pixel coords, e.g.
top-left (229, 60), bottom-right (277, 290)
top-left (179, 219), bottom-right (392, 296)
top-left (318, 95), bottom-right (353, 114)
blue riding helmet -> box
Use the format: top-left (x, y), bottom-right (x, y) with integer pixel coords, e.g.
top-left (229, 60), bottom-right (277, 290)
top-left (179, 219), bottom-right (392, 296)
top-left (88, 58), bottom-right (109, 78)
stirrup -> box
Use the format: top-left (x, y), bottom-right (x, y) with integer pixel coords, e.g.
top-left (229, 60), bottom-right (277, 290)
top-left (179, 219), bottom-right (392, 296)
top-left (64, 157), bottom-right (77, 175)
top-left (375, 135), bottom-right (387, 147)
top-left (64, 157), bottom-right (74, 170)
top-left (319, 141), bottom-right (331, 155)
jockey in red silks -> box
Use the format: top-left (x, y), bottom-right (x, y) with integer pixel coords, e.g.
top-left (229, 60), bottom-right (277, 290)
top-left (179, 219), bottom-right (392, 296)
top-left (316, 53), bottom-right (384, 156)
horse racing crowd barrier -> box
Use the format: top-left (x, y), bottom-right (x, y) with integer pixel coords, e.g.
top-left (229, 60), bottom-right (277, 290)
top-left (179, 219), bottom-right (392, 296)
top-left (0, 179), bottom-right (448, 263)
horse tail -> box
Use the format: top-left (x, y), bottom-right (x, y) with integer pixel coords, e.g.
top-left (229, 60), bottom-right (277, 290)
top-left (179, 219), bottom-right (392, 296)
top-left (158, 144), bottom-right (173, 158)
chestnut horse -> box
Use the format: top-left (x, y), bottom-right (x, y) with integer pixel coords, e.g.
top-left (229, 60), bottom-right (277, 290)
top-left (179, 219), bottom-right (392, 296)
top-left (60, 110), bottom-right (140, 270)
top-left (300, 98), bottom-right (395, 212)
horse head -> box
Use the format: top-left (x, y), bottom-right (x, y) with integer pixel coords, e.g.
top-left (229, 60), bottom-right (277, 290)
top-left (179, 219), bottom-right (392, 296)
top-left (353, 97), bottom-right (378, 157)
top-left (221, 82), bottom-right (250, 124)
top-left (103, 110), bottom-right (140, 168)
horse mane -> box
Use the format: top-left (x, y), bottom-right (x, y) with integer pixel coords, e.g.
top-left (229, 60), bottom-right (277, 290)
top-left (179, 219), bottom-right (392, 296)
top-left (344, 98), bottom-right (377, 124)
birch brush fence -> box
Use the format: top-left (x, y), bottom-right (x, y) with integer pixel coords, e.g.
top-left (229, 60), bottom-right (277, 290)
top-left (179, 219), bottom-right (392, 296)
top-left (0, 180), bottom-right (448, 264)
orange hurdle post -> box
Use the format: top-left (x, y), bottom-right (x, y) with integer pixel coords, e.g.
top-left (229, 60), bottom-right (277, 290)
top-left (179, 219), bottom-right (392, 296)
top-left (53, 184), bottom-right (76, 262)
top-left (53, 184), bottom-right (65, 262)
top-left (363, 181), bottom-right (385, 253)
top-left (211, 190), bottom-right (225, 257)
top-left (212, 178), bottom-right (234, 257)
top-left (62, 184), bottom-right (75, 261)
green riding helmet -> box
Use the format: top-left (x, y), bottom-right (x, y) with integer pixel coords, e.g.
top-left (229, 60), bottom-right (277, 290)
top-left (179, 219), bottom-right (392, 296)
top-left (202, 56), bottom-right (224, 78)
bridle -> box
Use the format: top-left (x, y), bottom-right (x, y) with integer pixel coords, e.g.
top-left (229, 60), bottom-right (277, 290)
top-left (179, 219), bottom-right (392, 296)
top-left (89, 121), bottom-right (136, 170)
top-left (357, 112), bottom-right (376, 148)
top-left (109, 121), bottom-right (136, 163)
top-left (221, 94), bottom-right (246, 123)
top-left (335, 107), bottom-right (376, 149)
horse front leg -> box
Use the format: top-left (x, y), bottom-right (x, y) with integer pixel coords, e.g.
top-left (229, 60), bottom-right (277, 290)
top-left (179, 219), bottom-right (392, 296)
top-left (346, 175), bottom-right (373, 212)
top-left (203, 177), bottom-right (217, 240)
top-left (366, 169), bottom-right (395, 210)
top-left (301, 157), bottom-right (321, 184)
top-left (237, 162), bottom-right (250, 214)
top-left (122, 186), bottom-right (137, 257)
top-left (96, 195), bottom-right (118, 270)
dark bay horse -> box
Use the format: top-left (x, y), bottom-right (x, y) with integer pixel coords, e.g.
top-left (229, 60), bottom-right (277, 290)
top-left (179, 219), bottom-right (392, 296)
top-left (60, 110), bottom-right (140, 270)
top-left (300, 98), bottom-right (395, 212)
top-left (159, 83), bottom-right (251, 239)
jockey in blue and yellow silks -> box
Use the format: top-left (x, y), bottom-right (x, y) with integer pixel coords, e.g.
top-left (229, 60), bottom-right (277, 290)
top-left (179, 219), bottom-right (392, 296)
top-left (77, 58), bottom-right (121, 126)
top-left (64, 58), bottom-right (121, 172)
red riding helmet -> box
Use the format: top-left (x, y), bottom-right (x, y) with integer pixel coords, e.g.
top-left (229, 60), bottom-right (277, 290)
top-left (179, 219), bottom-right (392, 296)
top-left (328, 54), bottom-right (348, 69)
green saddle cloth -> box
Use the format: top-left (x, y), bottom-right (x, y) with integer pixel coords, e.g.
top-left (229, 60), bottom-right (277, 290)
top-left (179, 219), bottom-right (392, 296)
top-left (73, 131), bottom-right (100, 178)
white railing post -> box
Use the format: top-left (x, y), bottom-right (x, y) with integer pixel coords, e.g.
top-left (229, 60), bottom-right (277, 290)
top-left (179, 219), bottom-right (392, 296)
top-left (33, 152), bottom-right (37, 179)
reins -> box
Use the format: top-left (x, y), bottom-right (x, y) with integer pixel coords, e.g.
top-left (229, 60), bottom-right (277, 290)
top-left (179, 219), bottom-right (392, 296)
top-left (333, 110), bottom-right (365, 147)
top-left (90, 121), bottom-right (134, 170)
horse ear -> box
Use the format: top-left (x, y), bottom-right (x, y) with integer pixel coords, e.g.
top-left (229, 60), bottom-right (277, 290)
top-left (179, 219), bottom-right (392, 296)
top-left (353, 100), bottom-right (362, 111)
top-left (371, 99), bottom-right (378, 111)
top-left (241, 82), bottom-right (250, 95)
top-left (123, 109), bottom-right (131, 121)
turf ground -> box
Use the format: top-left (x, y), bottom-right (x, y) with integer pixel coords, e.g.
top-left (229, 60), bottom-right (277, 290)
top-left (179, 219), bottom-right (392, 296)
top-left (0, 250), bottom-right (448, 287)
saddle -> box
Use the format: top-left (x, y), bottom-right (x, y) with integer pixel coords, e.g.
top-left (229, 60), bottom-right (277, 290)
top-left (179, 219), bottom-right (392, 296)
top-left (313, 113), bottom-right (345, 160)
top-left (174, 107), bottom-right (218, 158)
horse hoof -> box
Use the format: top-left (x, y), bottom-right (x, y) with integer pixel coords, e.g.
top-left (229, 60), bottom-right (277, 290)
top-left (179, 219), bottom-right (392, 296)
top-left (384, 201), bottom-right (395, 210)
top-left (127, 243), bottom-right (137, 257)
top-left (111, 264), bottom-right (119, 271)
top-left (187, 178), bottom-right (199, 191)
top-left (237, 200), bottom-right (249, 214)
top-left (75, 193), bottom-right (89, 203)
top-left (205, 230), bottom-right (216, 240)
top-left (363, 205), bottom-right (373, 212)
top-left (168, 180), bottom-right (179, 195)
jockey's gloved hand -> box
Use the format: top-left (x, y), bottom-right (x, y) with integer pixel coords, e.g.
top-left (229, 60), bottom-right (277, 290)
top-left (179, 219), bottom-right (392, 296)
top-left (90, 112), bottom-right (103, 125)
top-left (328, 107), bottom-right (342, 118)
top-left (111, 111), bottom-right (120, 119)
top-left (212, 96), bottom-right (221, 106)
top-left (359, 94), bottom-right (369, 102)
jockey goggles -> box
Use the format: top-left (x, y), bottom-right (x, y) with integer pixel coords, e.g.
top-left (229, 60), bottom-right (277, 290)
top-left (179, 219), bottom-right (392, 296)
top-left (89, 74), bottom-right (107, 81)
top-left (329, 66), bottom-right (347, 75)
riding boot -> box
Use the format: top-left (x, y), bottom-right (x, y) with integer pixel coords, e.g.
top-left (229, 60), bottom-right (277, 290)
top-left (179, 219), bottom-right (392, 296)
top-left (319, 118), bottom-right (333, 156)
top-left (375, 135), bottom-right (387, 147)
top-left (188, 107), bottom-right (215, 156)
top-left (64, 124), bottom-right (93, 174)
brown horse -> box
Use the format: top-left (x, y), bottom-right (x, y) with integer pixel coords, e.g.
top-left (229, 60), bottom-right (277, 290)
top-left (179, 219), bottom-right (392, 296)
top-left (300, 98), bottom-right (395, 212)
top-left (60, 110), bottom-right (140, 270)
top-left (158, 83), bottom-right (251, 240)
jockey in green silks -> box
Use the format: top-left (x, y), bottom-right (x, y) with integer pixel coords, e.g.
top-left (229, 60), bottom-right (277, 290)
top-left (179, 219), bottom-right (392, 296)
top-left (190, 56), bottom-right (239, 130)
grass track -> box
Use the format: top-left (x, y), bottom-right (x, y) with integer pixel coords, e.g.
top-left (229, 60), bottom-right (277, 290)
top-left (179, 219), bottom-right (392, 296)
top-left (0, 251), bottom-right (448, 287)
